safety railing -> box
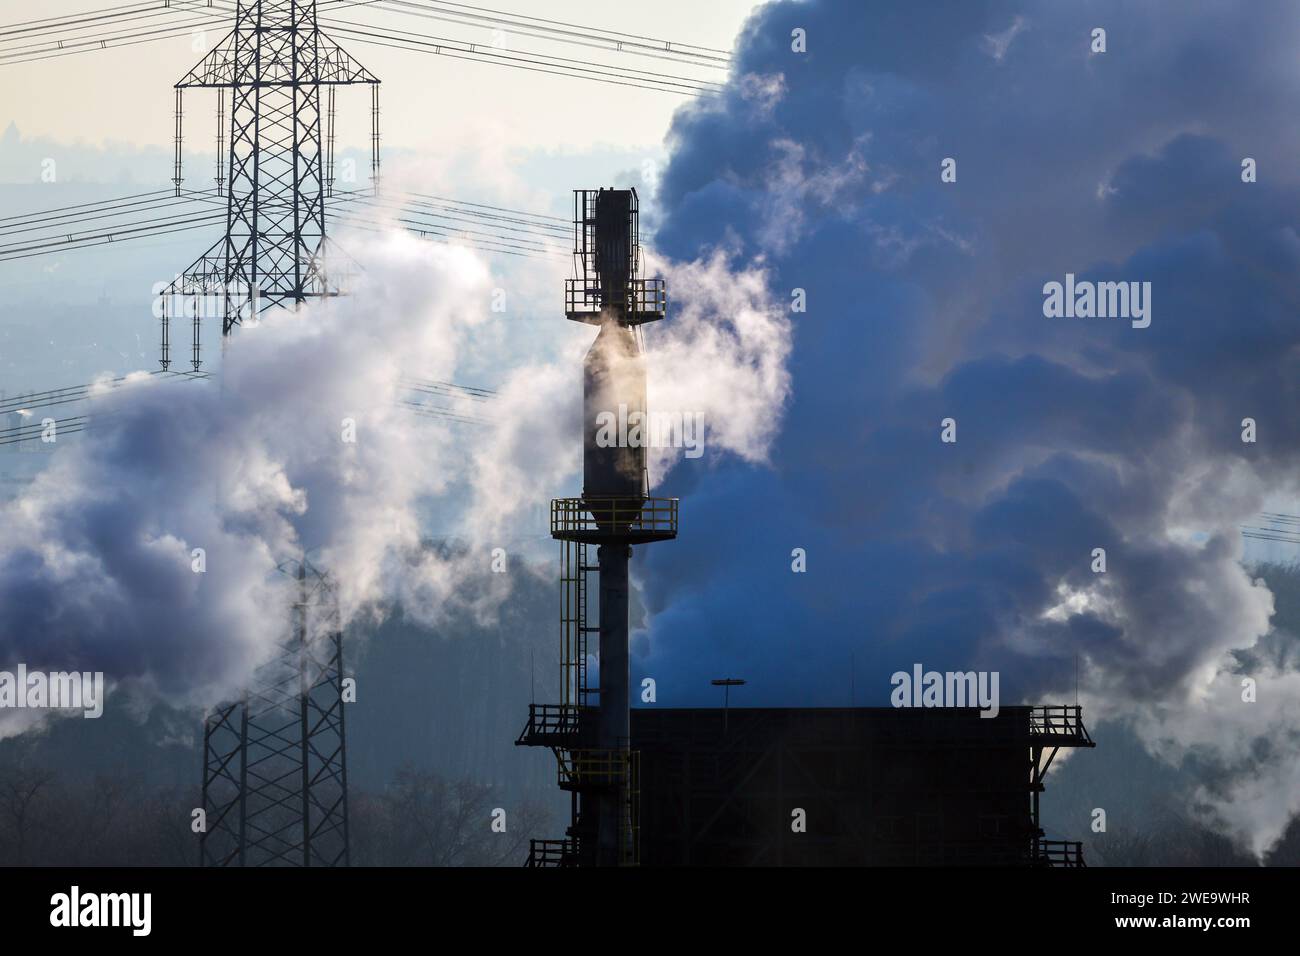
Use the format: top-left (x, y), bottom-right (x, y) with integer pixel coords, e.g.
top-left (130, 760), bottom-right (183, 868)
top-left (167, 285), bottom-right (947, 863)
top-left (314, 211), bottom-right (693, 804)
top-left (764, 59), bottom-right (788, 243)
top-left (1028, 705), bottom-right (1094, 745)
top-left (556, 748), bottom-right (632, 789)
top-left (1033, 839), bottom-right (1087, 867)
top-left (515, 704), bottom-right (582, 746)
top-left (551, 496), bottom-right (678, 541)
top-left (525, 838), bottom-right (579, 867)
top-left (564, 278), bottom-right (666, 323)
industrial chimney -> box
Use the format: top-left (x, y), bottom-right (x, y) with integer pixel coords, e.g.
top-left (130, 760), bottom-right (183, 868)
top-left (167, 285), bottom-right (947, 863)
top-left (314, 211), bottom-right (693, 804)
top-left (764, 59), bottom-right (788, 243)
top-left (516, 187), bottom-right (678, 867)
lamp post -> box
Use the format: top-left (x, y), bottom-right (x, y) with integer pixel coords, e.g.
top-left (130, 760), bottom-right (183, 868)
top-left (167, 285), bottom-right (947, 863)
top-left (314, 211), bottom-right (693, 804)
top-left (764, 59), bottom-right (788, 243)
top-left (711, 678), bottom-right (746, 734)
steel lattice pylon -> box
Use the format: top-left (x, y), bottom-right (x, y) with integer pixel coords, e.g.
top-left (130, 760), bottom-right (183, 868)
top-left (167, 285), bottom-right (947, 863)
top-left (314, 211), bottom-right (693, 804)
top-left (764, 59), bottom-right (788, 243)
top-left (201, 558), bottom-right (350, 867)
top-left (161, 0), bottom-right (379, 370)
top-left (172, 0), bottom-right (375, 867)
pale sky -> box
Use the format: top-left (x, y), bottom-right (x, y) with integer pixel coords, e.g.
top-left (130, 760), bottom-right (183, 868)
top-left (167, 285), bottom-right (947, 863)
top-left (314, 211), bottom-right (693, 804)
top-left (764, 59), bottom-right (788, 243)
top-left (0, 0), bottom-right (760, 156)
top-left (0, 0), bottom-right (765, 411)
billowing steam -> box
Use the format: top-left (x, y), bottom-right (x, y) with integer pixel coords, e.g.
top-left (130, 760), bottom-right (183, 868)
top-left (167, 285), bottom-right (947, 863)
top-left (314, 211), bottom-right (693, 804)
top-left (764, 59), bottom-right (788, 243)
top-left (0, 223), bottom-right (791, 740)
top-left (634, 0), bottom-right (1300, 857)
top-left (0, 234), bottom-right (500, 724)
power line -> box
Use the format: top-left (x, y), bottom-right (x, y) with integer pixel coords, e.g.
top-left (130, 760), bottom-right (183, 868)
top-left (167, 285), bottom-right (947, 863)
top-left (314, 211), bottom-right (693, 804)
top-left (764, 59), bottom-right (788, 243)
top-left (1242, 529), bottom-right (1300, 544)
top-left (0, 414), bottom-right (89, 447)
top-left (401, 379), bottom-right (496, 404)
top-left (390, 189), bottom-right (567, 224)
top-left (368, 0), bottom-right (731, 67)
top-left (0, 7), bottom-right (231, 64)
top-left (1241, 512), bottom-right (1300, 545)
top-left (0, 192), bottom-right (222, 239)
top-left (0, 187), bottom-right (177, 226)
top-left (331, 191), bottom-right (566, 239)
top-left (0, 205), bottom-right (228, 262)
top-left (0, 1), bottom-right (725, 96)
top-left (0, 184), bottom-right (567, 263)
top-left (330, 193), bottom-right (567, 250)
top-left (333, 217), bottom-right (563, 261)
top-left (0, 1), bottom-right (183, 39)
top-left (321, 18), bottom-right (723, 95)
top-left (1258, 511), bottom-right (1300, 525)
top-left (326, 186), bottom-right (568, 236)
top-left (2, 370), bottom-right (494, 420)
top-left (0, 1), bottom-right (374, 64)
top-left (358, 191), bottom-right (569, 233)
top-left (0, 369), bottom-right (207, 416)
top-left (426, 0), bottom-right (730, 56)
top-left (0, 0), bottom-right (729, 68)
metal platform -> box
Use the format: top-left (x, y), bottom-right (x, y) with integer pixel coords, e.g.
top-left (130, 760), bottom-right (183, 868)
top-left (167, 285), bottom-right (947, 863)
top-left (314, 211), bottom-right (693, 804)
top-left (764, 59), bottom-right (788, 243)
top-left (565, 276), bottom-right (666, 324)
top-left (550, 496), bottom-right (679, 543)
top-left (524, 838), bottom-right (581, 867)
top-left (1033, 839), bottom-right (1087, 867)
top-left (564, 188), bottom-right (665, 326)
top-left (515, 703), bottom-right (587, 747)
top-left (1029, 704), bottom-right (1096, 747)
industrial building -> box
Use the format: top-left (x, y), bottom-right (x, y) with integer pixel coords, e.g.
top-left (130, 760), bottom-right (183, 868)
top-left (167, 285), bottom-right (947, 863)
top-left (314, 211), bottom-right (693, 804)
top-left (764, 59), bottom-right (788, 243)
top-left (632, 705), bottom-right (1094, 866)
top-left (518, 184), bottom-right (1096, 868)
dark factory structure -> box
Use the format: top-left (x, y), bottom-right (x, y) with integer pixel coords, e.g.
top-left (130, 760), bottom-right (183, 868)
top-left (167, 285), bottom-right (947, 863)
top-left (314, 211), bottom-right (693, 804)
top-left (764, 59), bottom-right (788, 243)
top-left (632, 705), bottom-right (1095, 866)
top-left (518, 186), bottom-right (1097, 868)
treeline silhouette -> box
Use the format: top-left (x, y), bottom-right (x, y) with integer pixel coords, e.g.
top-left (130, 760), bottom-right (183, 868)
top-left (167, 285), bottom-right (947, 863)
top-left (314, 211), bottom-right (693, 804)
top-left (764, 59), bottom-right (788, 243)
top-left (0, 759), bottom-right (551, 866)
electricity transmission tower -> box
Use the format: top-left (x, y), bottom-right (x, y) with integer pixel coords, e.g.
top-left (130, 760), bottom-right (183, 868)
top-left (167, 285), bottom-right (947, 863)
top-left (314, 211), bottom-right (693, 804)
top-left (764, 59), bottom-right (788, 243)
top-left (201, 557), bottom-right (350, 867)
top-left (161, 0), bottom-right (379, 372)
top-left (170, 0), bottom-right (378, 867)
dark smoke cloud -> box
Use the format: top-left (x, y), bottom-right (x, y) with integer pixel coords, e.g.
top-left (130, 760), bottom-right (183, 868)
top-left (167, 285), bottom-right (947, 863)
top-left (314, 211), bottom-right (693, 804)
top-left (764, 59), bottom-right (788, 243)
top-left (634, 0), bottom-right (1300, 853)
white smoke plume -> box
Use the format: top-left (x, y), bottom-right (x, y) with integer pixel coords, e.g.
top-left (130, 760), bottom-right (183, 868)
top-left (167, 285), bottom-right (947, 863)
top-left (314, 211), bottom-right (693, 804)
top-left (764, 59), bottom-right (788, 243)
top-left (0, 231), bottom-right (499, 734)
top-left (644, 251), bottom-right (792, 476)
top-left (462, 249), bottom-right (792, 534)
top-left (0, 226), bottom-right (793, 740)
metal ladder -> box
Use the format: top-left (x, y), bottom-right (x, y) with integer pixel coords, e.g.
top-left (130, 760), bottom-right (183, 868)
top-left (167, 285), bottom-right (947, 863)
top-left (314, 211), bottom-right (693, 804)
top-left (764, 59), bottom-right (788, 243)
top-left (620, 750), bottom-right (641, 866)
top-left (560, 539), bottom-right (599, 707)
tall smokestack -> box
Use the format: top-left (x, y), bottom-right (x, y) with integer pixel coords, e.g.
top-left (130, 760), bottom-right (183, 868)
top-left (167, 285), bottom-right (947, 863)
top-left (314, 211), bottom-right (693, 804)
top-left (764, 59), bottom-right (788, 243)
top-left (516, 187), bottom-right (677, 867)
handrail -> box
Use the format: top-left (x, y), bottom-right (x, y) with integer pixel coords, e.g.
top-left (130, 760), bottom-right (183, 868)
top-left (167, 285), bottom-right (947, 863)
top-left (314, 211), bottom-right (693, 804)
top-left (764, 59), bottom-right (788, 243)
top-left (1028, 705), bottom-right (1093, 744)
top-left (551, 496), bottom-right (678, 539)
top-left (1034, 839), bottom-right (1086, 866)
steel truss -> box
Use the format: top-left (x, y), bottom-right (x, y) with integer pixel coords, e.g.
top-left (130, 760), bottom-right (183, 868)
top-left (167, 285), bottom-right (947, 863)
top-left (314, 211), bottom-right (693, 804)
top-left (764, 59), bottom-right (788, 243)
top-left (200, 556), bottom-right (350, 867)
top-left (161, 0), bottom-right (379, 370)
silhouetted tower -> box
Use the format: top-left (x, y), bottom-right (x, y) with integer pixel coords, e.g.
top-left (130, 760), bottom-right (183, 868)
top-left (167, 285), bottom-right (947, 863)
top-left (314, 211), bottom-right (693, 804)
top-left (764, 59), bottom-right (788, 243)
top-left (160, 0), bottom-right (379, 370)
top-left (160, 0), bottom-right (376, 867)
top-left (201, 557), bottom-right (349, 867)
top-left (517, 188), bottom-right (677, 866)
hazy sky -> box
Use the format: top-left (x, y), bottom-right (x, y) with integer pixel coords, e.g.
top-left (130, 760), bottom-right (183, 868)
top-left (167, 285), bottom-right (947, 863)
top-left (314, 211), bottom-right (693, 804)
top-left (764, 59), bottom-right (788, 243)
top-left (0, 0), bottom-right (759, 155)
top-left (0, 0), bottom-right (762, 394)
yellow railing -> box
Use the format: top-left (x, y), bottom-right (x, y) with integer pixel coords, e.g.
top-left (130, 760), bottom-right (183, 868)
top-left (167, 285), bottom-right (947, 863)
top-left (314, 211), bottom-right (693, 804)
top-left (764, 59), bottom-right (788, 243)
top-left (556, 748), bottom-right (631, 788)
top-left (551, 496), bottom-right (678, 539)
